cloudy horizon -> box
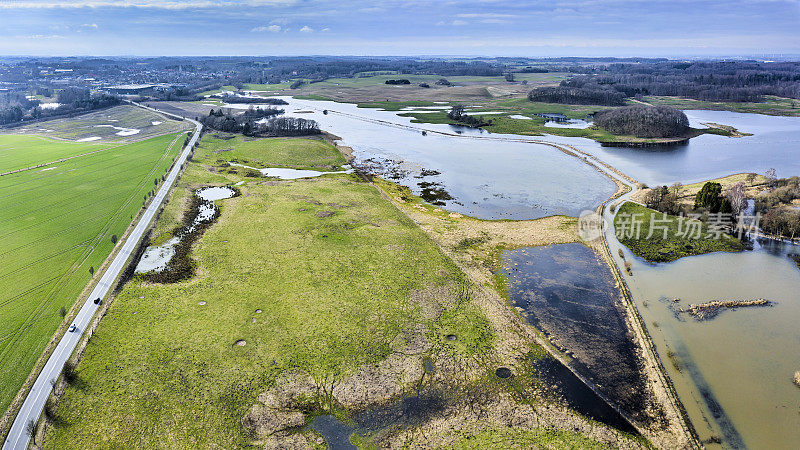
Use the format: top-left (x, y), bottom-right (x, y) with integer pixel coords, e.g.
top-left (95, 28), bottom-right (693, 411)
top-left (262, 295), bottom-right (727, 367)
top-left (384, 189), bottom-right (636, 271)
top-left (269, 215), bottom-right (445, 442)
top-left (0, 0), bottom-right (798, 57)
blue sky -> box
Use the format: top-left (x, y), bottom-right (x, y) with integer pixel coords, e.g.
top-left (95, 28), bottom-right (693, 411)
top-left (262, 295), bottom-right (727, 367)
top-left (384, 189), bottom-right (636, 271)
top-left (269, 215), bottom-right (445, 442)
top-left (0, 0), bottom-right (798, 56)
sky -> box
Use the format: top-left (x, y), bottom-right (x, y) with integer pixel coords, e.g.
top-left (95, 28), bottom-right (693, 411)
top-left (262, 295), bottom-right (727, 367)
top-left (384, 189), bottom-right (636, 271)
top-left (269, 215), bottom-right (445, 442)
top-left (0, 0), bottom-right (798, 57)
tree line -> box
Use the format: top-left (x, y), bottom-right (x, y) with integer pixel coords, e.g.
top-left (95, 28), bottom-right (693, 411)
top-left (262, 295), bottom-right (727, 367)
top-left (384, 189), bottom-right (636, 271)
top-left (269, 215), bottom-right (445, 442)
top-left (528, 61), bottom-right (800, 105)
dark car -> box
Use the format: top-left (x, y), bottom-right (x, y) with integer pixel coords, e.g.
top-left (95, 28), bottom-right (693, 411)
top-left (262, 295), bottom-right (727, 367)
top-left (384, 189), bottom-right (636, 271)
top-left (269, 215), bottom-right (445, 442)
top-left (93, 297), bottom-right (102, 305)
top-left (68, 324), bottom-right (77, 332)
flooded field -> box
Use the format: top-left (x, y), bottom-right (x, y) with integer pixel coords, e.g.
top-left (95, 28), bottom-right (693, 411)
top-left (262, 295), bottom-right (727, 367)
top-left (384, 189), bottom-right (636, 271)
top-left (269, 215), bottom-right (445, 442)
top-left (277, 97), bottom-right (617, 220)
top-left (501, 244), bottom-right (651, 423)
top-left (610, 236), bottom-right (800, 448)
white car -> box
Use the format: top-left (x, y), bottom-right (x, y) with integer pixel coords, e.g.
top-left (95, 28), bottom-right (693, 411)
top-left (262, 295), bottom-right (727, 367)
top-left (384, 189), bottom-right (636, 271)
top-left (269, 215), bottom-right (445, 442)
top-left (68, 324), bottom-right (77, 332)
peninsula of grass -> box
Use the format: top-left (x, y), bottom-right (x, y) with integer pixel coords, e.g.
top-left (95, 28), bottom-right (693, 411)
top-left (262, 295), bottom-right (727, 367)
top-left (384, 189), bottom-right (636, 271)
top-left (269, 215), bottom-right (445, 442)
top-left (43, 140), bottom-right (493, 448)
top-left (0, 132), bottom-right (184, 417)
top-left (195, 133), bottom-right (347, 170)
top-left (614, 202), bottom-right (745, 263)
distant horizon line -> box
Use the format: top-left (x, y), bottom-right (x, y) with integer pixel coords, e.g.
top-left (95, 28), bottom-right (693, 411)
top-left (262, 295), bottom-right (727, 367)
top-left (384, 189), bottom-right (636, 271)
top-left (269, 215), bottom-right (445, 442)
top-left (2, 53), bottom-right (800, 60)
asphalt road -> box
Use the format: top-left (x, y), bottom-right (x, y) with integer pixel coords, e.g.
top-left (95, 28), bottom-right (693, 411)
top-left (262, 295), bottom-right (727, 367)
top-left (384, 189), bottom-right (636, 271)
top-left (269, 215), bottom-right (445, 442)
top-left (2, 109), bottom-right (201, 450)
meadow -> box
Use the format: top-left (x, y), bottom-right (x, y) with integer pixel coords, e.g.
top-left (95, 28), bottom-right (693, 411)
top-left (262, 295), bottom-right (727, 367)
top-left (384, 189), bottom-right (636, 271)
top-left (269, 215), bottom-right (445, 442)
top-left (195, 133), bottom-right (347, 170)
top-left (0, 132), bottom-right (183, 417)
top-left (43, 138), bottom-right (494, 448)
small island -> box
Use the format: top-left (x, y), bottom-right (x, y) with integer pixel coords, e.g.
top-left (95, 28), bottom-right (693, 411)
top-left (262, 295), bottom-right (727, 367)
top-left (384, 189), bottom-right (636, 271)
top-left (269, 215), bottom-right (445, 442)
top-left (614, 202), bottom-right (744, 263)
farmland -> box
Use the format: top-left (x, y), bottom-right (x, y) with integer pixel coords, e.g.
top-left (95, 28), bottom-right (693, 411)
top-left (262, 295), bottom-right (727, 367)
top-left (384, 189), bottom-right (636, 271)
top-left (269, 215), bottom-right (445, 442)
top-left (0, 131), bottom-right (184, 418)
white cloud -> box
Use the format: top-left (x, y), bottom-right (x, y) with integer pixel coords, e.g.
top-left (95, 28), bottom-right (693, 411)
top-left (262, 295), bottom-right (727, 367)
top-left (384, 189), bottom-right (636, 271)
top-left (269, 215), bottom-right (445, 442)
top-left (300, 25), bottom-right (313, 33)
top-left (451, 19), bottom-right (468, 26)
top-left (321, 27), bottom-right (330, 32)
top-left (252, 25), bottom-right (281, 32)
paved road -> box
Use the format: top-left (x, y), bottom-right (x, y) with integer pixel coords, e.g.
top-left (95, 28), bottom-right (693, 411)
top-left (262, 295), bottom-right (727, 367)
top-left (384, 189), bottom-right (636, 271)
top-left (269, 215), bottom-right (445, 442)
top-left (2, 110), bottom-right (201, 450)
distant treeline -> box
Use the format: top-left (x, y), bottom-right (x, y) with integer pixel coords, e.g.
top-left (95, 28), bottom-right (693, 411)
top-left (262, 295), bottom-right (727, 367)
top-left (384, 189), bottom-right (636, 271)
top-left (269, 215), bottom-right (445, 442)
top-left (0, 87), bottom-right (120, 126)
top-left (528, 85), bottom-right (626, 106)
top-left (528, 61), bottom-right (800, 105)
top-left (385, 79), bottom-right (411, 85)
top-left (218, 94), bottom-right (288, 105)
top-left (593, 105), bottom-right (689, 138)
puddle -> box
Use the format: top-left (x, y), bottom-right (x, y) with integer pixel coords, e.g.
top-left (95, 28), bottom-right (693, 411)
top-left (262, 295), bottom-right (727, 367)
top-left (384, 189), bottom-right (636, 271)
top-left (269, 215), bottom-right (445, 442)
top-left (134, 186), bottom-right (236, 274)
top-left (308, 415), bottom-right (357, 450)
top-left (544, 119), bottom-right (592, 129)
top-left (94, 124), bottom-right (141, 136)
top-left (508, 114), bottom-right (532, 120)
top-left (197, 186), bottom-right (236, 201)
top-left (152, 121), bottom-right (163, 125)
top-left (230, 163), bottom-right (351, 179)
top-left (531, 355), bottom-right (638, 435)
top-left (135, 236), bottom-right (179, 273)
top-left (76, 136), bottom-right (101, 142)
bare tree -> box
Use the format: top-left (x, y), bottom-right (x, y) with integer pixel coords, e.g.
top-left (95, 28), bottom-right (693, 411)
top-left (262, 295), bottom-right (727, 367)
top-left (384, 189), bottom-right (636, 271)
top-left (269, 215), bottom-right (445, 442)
top-left (765, 168), bottom-right (777, 188)
top-left (725, 182), bottom-right (748, 215)
top-left (745, 173), bottom-right (756, 185)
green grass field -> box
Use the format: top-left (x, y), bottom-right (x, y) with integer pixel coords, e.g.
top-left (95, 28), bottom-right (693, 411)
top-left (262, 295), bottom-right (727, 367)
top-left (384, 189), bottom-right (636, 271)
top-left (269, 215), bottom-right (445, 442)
top-left (0, 135), bottom-right (114, 173)
top-left (195, 133), bottom-right (347, 170)
top-left (444, 427), bottom-right (606, 449)
top-left (0, 132), bottom-right (183, 416)
top-left (615, 202), bottom-right (745, 262)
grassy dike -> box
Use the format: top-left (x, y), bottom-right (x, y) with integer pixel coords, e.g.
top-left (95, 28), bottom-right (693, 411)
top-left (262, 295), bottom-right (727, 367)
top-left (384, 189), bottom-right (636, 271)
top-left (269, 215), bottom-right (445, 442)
top-left (614, 202), bottom-right (745, 263)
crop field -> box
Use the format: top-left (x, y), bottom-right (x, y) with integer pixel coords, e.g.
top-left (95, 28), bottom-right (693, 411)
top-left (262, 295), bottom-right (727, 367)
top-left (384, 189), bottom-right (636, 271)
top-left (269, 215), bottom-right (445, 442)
top-left (42, 138), bottom-right (494, 448)
top-left (0, 132), bottom-right (184, 416)
top-left (12, 105), bottom-right (190, 143)
top-left (0, 135), bottom-right (116, 174)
